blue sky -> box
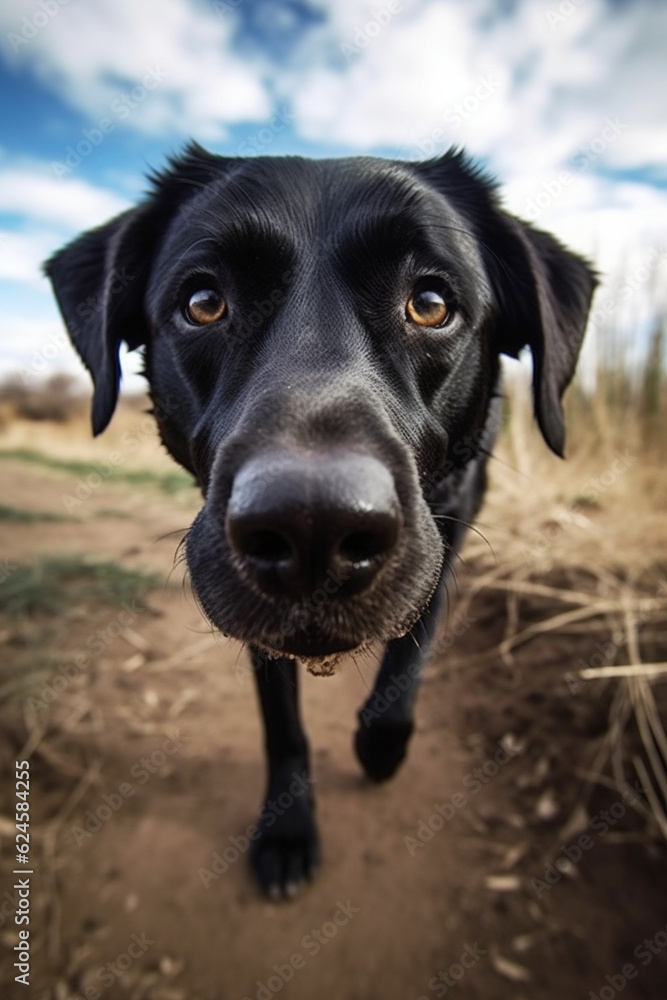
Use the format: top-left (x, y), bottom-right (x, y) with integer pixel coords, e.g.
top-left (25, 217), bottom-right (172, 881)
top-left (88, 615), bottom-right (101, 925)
top-left (0, 0), bottom-right (666, 388)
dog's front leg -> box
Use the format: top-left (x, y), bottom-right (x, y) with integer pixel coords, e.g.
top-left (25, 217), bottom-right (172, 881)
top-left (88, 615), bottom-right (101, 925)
top-left (354, 576), bottom-right (448, 781)
top-left (249, 650), bottom-right (320, 898)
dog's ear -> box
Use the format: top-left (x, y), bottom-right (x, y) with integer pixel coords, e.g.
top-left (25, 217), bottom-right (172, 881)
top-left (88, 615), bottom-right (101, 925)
top-left (492, 215), bottom-right (597, 457)
top-left (415, 152), bottom-right (597, 456)
top-left (45, 142), bottom-right (234, 435)
top-left (45, 206), bottom-right (155, 435)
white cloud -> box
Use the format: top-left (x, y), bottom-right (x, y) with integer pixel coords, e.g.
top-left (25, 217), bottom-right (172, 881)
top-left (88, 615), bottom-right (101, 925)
top-left (0, 311), bottom-right (146, 394)
top-left (0, 166), bottom-right (130, 289)
top-left (2, 0), bottom-right (664, 180)
top-left (293, 2), bottom-right (512, 151)
top-left (288, 0), bottom-right (666, 183)
top-left (0, 0), bottom-right (271, 139)
top-left (0, 229), bottom-right (59, 285)
top-left (0, 167), bottom-right (129, 231)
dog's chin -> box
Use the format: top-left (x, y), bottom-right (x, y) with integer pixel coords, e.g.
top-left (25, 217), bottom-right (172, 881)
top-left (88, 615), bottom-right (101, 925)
top-left (191, 568), bottom-right (439, 675)
top-left (193, 586), bottom-right (411, 674)
top-left (261, 630), bottom-right (362, 659)
top-left (254, 625), bottom-right (377, 674)
top-left (203, 599), bottom-right (426, 676)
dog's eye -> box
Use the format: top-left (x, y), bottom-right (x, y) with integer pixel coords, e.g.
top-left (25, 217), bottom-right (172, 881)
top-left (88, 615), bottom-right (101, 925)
top-left (185, 289), bottom-right (227, 325)
top-left (406, 288), bottom-right (450, 328)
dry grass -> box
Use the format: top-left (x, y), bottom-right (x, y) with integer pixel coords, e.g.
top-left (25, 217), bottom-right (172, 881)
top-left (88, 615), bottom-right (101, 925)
top-left (0, 384), bottom-right (178, 472)
top-left (467, 316), bottom-right (667, 842)
top-left (0, 373), bottom-right (87, 424)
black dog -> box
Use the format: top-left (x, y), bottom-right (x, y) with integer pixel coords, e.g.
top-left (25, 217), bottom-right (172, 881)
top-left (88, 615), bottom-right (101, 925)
top-left (46, 144), bottom-right (595, 898)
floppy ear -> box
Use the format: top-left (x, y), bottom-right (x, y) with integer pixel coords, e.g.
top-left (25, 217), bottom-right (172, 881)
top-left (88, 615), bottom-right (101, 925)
top-left (44, 206), bottom-right (155, 435)
top-left (44, 141), bottom-right (234, 435)
top-left (415, 151), bottom-right (597, 457)
top-left (493, 215), bottom-right (597, 457)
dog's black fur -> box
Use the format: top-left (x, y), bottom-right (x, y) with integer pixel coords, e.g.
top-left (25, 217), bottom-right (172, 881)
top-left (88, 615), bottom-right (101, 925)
top-left (46, 144), bottom-right (596, 897)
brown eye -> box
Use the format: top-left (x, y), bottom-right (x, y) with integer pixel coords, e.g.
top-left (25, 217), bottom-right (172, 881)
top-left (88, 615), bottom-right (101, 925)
top-left (406, 288), bottom-right (449, 328)
top-left (185, 288), bottom-right (227, 325)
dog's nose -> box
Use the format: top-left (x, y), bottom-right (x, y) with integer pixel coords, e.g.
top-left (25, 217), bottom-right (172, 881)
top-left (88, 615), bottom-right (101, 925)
top-left (226, 451), bottom-right (401, 599)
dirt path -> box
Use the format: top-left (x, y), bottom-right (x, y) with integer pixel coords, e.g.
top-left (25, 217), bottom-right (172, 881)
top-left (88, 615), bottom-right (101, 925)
top-left (1, 456), bottom-right (666, 1000)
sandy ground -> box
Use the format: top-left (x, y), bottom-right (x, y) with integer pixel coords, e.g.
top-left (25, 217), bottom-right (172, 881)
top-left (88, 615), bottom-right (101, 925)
top-left (0, 414), bottom-right (666, 1000)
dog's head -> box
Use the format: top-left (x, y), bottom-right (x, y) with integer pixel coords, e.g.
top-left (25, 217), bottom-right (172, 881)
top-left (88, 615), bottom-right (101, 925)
top-left (46, 145), bottom-right (595, 662)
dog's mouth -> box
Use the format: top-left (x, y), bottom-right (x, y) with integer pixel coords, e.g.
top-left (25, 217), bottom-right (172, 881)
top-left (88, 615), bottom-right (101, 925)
top-left (260, 626), bottom-right (362, 660)
top-left (193, 572), bottom-right (429, 674)
top-left (227, 599), bottom-right (388, 669)
top-left (185, 453), bottom-right (444, 670)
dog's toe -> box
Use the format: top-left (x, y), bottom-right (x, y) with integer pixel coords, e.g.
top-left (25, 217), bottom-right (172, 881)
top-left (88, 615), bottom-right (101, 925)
top-left (251, 838), bottom-right (319, 899)
top-left (250, 799), bottom-right (320, 899)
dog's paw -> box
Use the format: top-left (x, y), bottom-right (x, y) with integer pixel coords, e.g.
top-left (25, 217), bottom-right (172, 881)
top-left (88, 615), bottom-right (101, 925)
top-left (250, 794), bottom-right (320, 900)
top-left (354, 715), bottom-right (414, 782)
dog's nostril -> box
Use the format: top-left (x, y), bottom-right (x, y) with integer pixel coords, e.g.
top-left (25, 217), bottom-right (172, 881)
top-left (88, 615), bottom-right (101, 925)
top-left (338, 528), bottom-right (391, 566)
top-left (242, 529), bottom-right (293, 565)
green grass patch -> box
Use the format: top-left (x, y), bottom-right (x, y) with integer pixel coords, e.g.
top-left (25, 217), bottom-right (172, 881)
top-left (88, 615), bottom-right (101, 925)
top-left (0, 503), bottom-right (72, 523)
top-left (571, 494), bottom-right (601, 510)
top-left (0, 556), bottom-right (163, 619)
top-left (0, 448), bottom-right (196, 495)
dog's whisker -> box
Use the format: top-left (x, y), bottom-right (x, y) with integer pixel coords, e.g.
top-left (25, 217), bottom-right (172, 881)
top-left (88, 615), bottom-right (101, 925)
top-left (155, 527), bottom-right (190, 543)
top-left (407, 628), bottom-right (422, 652)
top-left (350, 651), bottom-right (372, 692)
top-left (431, 514), bottom-right (495, 560)
top-left (477, 447), bottom-right (529, 478)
